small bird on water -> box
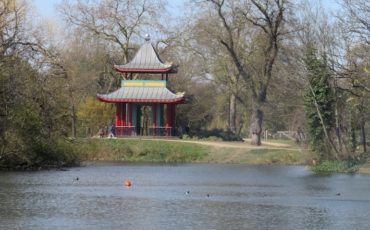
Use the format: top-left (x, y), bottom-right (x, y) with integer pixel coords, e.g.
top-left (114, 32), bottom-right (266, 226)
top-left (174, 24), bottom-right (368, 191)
top-left (336, 192), bottom-right (341, 196)
top-left (185, 191), bottom-right (190, 195)
top-left (75, 177), bottom-right (79, 181)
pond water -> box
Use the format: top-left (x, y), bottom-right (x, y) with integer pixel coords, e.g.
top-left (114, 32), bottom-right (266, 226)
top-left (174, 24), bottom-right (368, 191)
top-left (1, 163), bottom-right (370, 230)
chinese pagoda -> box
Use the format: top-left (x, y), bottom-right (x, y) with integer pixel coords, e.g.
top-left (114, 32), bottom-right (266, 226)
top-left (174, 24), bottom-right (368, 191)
top-left (97, 36), bottom-right (191, 137)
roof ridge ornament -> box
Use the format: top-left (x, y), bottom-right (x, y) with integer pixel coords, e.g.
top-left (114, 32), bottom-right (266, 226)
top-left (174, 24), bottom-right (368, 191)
top-left (144, 34), bottom-right (151, 42)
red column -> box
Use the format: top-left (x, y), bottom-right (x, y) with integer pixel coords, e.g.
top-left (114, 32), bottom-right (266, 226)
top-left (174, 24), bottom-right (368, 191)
top-left (115, 103), bottom-right (121, 127)
top-left (125, 103), bottom-right (131, 136)
top-left (172, 104), bottom-right (176, 131)
top-left (165, 104), bottom-right (172, 136)
top-left (128, 104), bottom-right (132, 127)
top-left (121, 103), bottom-right (126, 136)
top-left (152, 105), bottom-right (157, 136)
top-left (165, 104), bottom-right (171, 128)
top-left (121, 103), bottom-right (126, 127)
top-left (116, 103), bottom-right (122, 136)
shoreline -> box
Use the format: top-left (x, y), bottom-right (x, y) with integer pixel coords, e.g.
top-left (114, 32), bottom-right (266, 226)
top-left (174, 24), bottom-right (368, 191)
top-left (2, 138), bottom-right (368, 173)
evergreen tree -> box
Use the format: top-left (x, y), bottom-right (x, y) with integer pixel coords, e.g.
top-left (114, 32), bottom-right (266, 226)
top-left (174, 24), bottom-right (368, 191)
top-left (304, 46), bottom-right (335, 158)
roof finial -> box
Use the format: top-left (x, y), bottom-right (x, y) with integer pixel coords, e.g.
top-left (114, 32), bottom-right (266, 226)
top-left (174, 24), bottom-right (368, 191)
top-left (144, 34), bottom-right (151, 42)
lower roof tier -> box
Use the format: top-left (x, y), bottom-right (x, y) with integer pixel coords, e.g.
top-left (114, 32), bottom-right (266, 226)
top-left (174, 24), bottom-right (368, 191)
top-left (97, 86), bottom-right (190, 104)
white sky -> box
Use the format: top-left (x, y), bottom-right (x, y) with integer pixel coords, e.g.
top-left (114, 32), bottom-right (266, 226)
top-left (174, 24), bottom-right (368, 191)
top-left (32, 0), bottom-right (185, 19)
top-left (32, 0), bottom-right (341, 19)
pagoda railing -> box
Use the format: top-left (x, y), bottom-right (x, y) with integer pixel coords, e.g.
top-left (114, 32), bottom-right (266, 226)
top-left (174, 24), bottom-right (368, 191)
top-left (115, 126), bottom-right (137, 136)
top-left (148, 127), bottom-right (177, 136)
top-left (115, 126), bottom-right (177, 137)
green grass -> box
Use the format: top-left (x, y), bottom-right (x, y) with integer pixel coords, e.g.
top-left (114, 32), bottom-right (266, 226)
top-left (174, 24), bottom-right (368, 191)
top-left (249, 149), bottom-right (302, 164)
top-left (77, 139), bottom-right (209, 163)
top-left (197, 145), bottom-right (313, 165)
top-left (73, 138), bottom-right (314, 165)
top-left (244, 148), bottom-right (311, 165)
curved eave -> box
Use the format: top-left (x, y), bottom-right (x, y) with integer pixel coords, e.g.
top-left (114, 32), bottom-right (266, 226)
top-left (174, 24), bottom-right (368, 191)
top-left (113, 66), bottom-right (177, 74)
top-left (96, 95), bottom-right (186, 104)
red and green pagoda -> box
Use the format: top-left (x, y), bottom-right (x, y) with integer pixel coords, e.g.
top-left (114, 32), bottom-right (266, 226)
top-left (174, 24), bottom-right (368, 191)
top-left (97, 36), bottom-right (191, 136)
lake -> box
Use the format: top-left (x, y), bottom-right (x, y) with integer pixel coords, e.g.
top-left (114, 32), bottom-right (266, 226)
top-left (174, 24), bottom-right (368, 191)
top-left (1, 163), bottom-right (370, 229)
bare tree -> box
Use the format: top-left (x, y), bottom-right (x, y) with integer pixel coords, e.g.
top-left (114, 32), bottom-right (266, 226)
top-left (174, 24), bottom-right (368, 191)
top-left (59, 0), bottom-right (166, 64)
top-left (0, 0), bottom-right (29, 138)
top-left (0, 0), bottom-right (28, 57)
top-left (341, 0), bottom-right (370, 138)
top-left (336, 0), bottom-right (370, 153)
top-left (198, 0), bottom-right (286, 145)
top-left (339, 0), bottom-right (370, 45)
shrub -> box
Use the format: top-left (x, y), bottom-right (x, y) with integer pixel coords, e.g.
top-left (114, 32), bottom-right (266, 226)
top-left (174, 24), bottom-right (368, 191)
top-left (189, 128), bottom-right (243, 141)
top-left (311, 160), bottom-right (359, 173)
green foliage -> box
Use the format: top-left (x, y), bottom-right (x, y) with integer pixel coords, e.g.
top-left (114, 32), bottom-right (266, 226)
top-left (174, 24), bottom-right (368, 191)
top-left (0, 54), bottom-right (79, 170)
top-left (303, 46), bottom-right (335, 157)
top-left (77, 96), bottom-right (115, 136)
top-left (181, 134), bottom-right (192, 140)
top-left (0, 130), bottom-right (79, 170)
top-left (311, 160), bottom-right (360, 173)
top-left (185, 128), bottom-right (243, 141)
top-left (0, 103), bottom-right (79, 169)
top-left (205, 136), bottom-right (223, 141)
top-left (29, 138), bottom-right (79, 166)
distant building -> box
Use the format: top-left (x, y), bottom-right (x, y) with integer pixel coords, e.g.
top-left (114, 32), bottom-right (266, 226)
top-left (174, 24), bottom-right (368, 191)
top-left (97, 36), bottom-right (191, 137)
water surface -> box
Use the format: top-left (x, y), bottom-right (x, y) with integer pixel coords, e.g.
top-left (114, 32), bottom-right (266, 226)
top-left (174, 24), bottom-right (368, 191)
top-left (1, 163), bottom-right (370, 229)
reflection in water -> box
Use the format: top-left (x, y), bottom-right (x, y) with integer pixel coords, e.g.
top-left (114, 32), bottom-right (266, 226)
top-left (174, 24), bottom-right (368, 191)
top-left (1, 163), bottom-right (370, 229)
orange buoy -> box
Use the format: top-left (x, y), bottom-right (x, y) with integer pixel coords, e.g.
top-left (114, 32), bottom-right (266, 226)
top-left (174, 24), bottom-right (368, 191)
top-left (124, 180), bottom-right (132, 187)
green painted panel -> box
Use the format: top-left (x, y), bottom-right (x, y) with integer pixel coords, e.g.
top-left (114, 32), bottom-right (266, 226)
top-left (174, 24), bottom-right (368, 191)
top-left (132, 104), bottom-right (137, 129)
top-left (136, 105), bottom-right (141, 134)
top-left (157, 104), bottom-right (164, 127)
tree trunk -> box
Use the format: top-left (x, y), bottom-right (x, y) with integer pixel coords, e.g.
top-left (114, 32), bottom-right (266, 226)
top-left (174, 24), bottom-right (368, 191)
top-left (361, 120), bottom-right (367, 153)
top-left (71, 104), bottom-right (77, 138)
top-left (229, 93), bottom-right (236, 134)
top-left (333, 79), bottom-right (343, 154)
top-left (250, 108), bottom-right (263, 146)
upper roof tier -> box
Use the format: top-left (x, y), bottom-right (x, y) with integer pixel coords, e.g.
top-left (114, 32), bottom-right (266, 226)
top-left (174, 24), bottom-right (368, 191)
top-left (114, 39), bottom-right (176, 74)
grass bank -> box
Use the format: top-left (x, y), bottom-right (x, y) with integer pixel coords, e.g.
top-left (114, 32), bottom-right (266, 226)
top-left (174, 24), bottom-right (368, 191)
top-left (0, 137), bottom-right (79, 171)
top-left (356, 152), bottom-right (370, 174)
top-left (76, 138), bottom-right (209, 163)
top-left (203, 147), bottom-right (313, 165)
top-left (76, 138), bottom-right (314, 165)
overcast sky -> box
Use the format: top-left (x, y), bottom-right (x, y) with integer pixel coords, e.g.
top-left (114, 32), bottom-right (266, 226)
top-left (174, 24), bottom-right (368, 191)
top-left (32, 0), bottom-right (185, 20)
top-left (33, 0), bottom-right (341, 19)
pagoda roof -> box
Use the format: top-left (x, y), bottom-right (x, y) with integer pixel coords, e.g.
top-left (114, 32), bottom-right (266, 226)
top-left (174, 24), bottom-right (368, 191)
top-left (97, 80), bottom-right (188, 104)
top-left (114, 41), bottom-right (175, 74)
